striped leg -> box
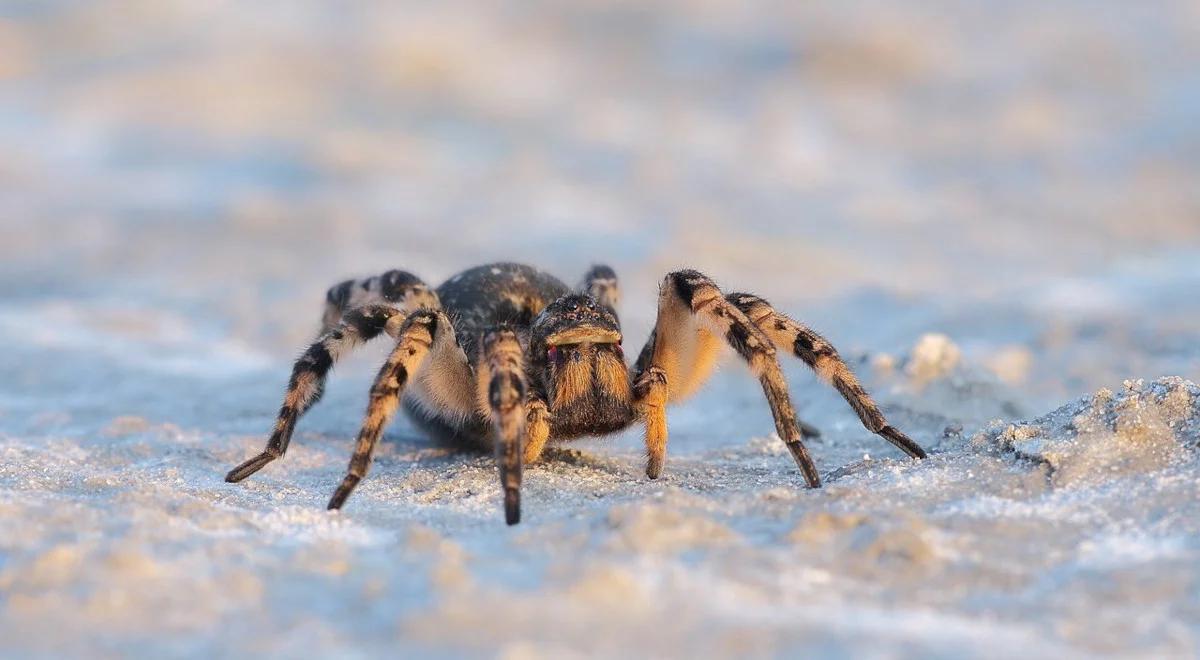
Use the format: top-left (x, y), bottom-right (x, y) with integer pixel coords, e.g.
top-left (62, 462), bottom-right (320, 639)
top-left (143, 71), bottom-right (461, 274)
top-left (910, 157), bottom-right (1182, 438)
top-left (226, 304), bottom-right (406, 483)
top-left (475, 328), bottom-right (528, 525)
top-left (578, 264), bottom-right (620, 313)
top-left (633, 270), bottom-right (821, 487)
top-left (327, 310), bottom-right (449, 510)
top-left (632, 363), bottom-right (669, 479)
top-left (228, 271), bottom-right (438, 484)
top-left (728, 293), bottom-right (927, 460)
top-left (523, 396), bottom-right (551, 465)
top-left (322, 269), bottom-right (440, 333)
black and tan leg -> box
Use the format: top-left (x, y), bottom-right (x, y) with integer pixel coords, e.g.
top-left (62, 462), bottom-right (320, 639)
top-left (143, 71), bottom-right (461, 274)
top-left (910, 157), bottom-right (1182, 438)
top-left (632, 270), bottom-right (822, 487)
top-left (475, 328), bottom-right (529, 525)
top-left (578, 264), bottom-right (619, 313)
top-left (228, 270), bottom-right (439, 484)
top-left (523, 395), bottom-right (551, 465)
top-left (727, 293), bottom-right (927, 460)
top-left (322, 269), bottom-right (440, 333)
top-left (632, 363), bottom-right (669, 478)
top-left (327, 310), bottom-right (452, 510)
top-left (226, 304), bottom-right (408, 483)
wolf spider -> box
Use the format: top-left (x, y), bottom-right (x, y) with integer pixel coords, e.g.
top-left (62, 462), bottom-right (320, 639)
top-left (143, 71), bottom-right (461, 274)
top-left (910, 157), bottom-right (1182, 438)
top-left (226, 263), bottom-right (927, 524)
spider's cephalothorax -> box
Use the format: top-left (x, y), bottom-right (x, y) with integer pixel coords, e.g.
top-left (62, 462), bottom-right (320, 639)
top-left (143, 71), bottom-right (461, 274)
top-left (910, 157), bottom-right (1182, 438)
top-left (226, 262), bottom-right (927, 525)
top-left (529, 293), bottom-right (634, 440)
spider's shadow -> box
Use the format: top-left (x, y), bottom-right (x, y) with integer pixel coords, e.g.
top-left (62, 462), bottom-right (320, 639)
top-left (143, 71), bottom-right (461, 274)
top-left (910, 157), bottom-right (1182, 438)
top-left (365, 430), bottom-right (628, 477)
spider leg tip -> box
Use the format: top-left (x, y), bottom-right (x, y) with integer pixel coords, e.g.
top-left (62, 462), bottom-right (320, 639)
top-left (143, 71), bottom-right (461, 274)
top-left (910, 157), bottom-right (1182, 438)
top-left (880, 425), bottom-right (928, 460)
top-left (645, 461), bottom-right (663, 480)
top-left (224, 463), bottom-right (254, 483)
top-left (504, 491), bottom-right (521, 525)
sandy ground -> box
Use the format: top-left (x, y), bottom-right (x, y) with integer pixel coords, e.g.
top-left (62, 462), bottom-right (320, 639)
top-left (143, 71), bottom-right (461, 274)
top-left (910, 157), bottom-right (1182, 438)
top-left (2, 1), bottom-right (1199, 658)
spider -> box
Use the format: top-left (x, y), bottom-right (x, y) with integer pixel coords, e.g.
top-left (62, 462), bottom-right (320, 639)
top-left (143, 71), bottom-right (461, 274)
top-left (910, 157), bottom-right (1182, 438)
top-left (226, 263), bottom-right (927, 524)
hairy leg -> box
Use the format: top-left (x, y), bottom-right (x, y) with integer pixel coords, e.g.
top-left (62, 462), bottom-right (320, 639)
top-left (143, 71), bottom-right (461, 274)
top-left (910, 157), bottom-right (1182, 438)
top-left (632, 270), bottom-right (821, 486)
top-left (728, 293), bottom-right (927, 460)
top-left (632, 364), bottom-right (670, 478)
top-left (578, 264), bottom-right (620, 313)
top-left (523, 396), bottom-right (551, 464)
top-left (327, 310), bottom-right (453, 510)
top-left (226, 304), bottom-right (404, 483)
top-left (228, 270), bottom-right (438, 484)
top-left (322, 269), bottom-right (440, 333)
top-left (475, 328), bottom-right (528, 525)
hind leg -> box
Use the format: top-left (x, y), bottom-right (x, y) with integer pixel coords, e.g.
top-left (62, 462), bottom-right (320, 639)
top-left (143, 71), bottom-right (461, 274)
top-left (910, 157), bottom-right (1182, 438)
top-left (226, 270), bottom-right (439, 483)
top-left (578, 264), bottom-right (619, 313)
top-left (727, 293), bottom-right (927, 460)
top-left (322, 269), bottom-right (440, 333)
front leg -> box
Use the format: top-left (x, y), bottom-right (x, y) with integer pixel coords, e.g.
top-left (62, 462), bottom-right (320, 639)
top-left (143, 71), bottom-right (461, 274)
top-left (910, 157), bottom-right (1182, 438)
top-left (632, 364), bottom-right (669, 478)
top-left (476, 327), bottom-right (529, 525)
top-left (523, 395), bottom-right (551, 465)
top-left (632, 271), bottom-right (822, 487)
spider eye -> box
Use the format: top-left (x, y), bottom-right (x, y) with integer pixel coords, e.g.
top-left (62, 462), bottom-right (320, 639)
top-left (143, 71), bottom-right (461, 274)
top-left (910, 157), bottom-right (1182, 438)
top-left (546, 346), bottom-right (559, 362)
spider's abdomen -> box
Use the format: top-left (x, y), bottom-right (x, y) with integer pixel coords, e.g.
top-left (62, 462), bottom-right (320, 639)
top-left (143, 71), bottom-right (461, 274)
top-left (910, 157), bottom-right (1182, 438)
top-left (437, 263), bottom-right (570, 343)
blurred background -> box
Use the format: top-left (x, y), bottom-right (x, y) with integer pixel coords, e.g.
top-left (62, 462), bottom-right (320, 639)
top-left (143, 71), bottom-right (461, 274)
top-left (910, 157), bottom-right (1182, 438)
top-left (4, 0), bottom-right (1198, 321)
top-left (2, 1), bottom-right (1199, 657)
top-left (4, 0), bottom-right (1199, 392)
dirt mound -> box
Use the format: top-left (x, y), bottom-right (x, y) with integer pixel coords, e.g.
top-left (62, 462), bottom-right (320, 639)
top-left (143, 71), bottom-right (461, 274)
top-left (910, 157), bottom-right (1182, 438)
top-left (974, 377), bottom-right (1199, 486)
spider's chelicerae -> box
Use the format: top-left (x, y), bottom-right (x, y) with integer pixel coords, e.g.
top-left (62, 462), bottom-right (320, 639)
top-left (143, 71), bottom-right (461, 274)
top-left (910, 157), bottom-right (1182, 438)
top-left (226, 263), bottom-right (927, 524)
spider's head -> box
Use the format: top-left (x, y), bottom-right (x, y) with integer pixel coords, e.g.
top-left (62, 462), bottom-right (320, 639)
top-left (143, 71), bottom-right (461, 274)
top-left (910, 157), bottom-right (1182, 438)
top-left (530, 294), bottom-right (632, 438)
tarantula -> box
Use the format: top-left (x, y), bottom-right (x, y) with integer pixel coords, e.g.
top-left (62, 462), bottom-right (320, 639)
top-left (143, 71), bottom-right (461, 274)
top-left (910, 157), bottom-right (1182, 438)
top-left (226, 263), bottom-right (927, 524)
